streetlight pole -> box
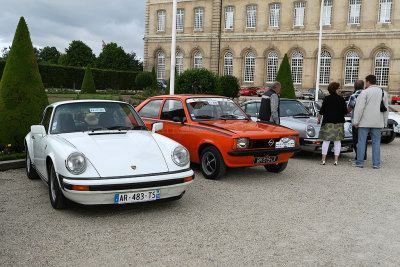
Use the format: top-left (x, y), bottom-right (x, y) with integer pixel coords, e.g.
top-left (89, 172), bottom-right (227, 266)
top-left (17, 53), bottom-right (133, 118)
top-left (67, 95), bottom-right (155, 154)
top-left (170, 0), bottom-right (177, 95)
top-left (315, 0), bottom-right (324, 101)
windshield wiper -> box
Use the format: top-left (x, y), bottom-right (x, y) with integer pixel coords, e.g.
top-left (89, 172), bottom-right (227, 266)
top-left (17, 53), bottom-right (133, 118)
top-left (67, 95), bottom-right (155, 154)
top-left (107, 125), bottom-right (134, 130)
top-left (219, 114), bottom-right (244, 120)
top-left (195, 115), bottom-right (214, 119)
top-left (293, 113), bottom-right (311, 117)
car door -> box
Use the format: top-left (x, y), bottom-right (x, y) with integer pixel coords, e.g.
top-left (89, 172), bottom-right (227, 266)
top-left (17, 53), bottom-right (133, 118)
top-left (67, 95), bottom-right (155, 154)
top-left (157, 99), bottom-right (189, 147)
top-left (32, 107), bottom-right (53, 178)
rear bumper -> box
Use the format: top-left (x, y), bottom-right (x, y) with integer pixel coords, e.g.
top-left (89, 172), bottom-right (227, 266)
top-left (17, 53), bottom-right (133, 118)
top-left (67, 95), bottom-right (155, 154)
top-left (300, 137), bottom-right (354, 153)
top-left (58, 169), bottom-right (194, 205)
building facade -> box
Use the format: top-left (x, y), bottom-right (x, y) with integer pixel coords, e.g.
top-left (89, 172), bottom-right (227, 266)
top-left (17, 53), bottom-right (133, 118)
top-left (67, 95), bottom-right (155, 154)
top-left (144, 0), bottom-right (400, 94)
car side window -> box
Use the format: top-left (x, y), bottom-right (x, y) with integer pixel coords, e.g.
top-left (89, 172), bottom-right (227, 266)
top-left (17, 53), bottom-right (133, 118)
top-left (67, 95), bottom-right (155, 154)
top-left (245, 103), bottom-right (258, 117)
top-left (138, 100), bottom-right (163, 119)
top-left (160, 100), bottom-right (186, 122)
top-left (41, 107), bottom-right (53, 133)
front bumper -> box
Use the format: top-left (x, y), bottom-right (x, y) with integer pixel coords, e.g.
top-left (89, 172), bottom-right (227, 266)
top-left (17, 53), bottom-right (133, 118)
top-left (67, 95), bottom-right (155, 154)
top-left (300, 137), bottom-right (354, 153)
top-left (58, 169), bottom-right (194, 205)
top-left (228, 147), bottom-right (301, 156)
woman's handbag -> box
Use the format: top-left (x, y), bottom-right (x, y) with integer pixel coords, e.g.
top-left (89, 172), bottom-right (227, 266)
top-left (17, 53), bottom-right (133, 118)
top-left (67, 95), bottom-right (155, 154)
top-left (380, 89), bottom-right (387, 112)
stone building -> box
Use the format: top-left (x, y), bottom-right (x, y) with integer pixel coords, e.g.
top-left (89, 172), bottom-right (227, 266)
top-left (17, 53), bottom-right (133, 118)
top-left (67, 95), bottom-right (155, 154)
top-left (144, 0), bottom-right (400, 94)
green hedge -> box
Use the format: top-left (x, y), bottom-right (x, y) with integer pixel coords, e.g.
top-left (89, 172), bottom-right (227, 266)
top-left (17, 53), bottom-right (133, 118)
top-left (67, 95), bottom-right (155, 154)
top-left (0, 60), bottom-right (139, 90)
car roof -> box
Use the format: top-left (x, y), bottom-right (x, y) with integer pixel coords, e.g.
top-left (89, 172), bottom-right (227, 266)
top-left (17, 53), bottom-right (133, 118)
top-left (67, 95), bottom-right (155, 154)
top-left (147, 94), bottom-right (230, 100)
top-left (241, 98), bottom-right (298, 104)
top-left (48, 99), bottom-right (128, 108)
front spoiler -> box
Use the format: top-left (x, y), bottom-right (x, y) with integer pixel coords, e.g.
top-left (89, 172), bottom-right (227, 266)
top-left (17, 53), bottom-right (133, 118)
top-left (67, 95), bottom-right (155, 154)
top-left (228, 147), bottom-right (301, 157)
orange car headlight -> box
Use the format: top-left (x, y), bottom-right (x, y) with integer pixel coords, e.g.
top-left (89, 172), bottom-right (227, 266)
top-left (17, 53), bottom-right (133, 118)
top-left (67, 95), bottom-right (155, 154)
top-left (233, 138), bottom-right (249, 149)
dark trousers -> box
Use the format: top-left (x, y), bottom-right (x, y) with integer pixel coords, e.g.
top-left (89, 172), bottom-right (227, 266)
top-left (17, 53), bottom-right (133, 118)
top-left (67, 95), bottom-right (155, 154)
top-left (352, 125), bottom-right (367, 160)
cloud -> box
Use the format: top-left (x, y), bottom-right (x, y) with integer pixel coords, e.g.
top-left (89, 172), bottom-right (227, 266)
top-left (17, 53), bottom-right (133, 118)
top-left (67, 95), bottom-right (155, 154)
top-left (0, 0), bottom-right (146, 59)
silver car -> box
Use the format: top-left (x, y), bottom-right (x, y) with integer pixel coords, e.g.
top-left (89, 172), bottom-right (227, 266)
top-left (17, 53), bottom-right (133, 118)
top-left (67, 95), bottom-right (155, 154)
top-left (240, 99), bottom-right (354, 154)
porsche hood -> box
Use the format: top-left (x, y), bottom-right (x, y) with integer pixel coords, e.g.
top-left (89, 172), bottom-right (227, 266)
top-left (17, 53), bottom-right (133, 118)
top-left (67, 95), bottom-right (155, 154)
top-left (59, 131), bottom-right (169, 177)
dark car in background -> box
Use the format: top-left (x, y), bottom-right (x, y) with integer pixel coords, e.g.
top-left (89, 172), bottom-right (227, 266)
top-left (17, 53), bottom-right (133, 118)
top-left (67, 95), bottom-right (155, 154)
top-left (339, 90), bottom-right (353, 101)
top-left (308, 88), bottom-right (326, 99)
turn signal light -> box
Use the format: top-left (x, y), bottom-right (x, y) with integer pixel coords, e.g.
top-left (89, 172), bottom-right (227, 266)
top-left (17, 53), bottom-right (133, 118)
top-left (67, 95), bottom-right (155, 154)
top-left (72, 185), bottom-right (90, 191)
top-left (184, 176), bottom-right (193, 182)
top-left (312, 141), bottom-right (322, 145)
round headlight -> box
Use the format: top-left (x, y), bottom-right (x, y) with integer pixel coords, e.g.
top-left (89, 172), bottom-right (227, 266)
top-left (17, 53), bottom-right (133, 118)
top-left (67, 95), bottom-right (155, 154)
top-left (306, 125), bottom-right (316, 137)
top-left (66, 152), bottom-right (86, 175)
top-left (171, 146), bottom-right (190, 167)
top-left (237, 138), bottom-right (249, 149)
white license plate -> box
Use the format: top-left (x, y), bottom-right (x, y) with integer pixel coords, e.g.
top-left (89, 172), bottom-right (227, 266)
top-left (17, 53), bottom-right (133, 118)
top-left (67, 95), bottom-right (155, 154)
top-left (254, 155), bottom-right (278, 164)
top-left (114, 190), bottom-right (160, 204)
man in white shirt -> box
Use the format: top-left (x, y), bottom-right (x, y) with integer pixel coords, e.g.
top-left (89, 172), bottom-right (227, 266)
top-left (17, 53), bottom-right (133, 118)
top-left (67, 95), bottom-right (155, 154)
top-left (353, 75), bottom-right (388, 169)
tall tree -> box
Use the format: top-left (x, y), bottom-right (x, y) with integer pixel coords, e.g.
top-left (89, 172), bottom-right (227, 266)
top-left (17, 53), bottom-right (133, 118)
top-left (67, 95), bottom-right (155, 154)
top-left (96, 42), bottom-right (133, 71)
top-left (1, 47), bottom-right (11, 59)
top-left (0, 17), bottom-right (48, 151)
top-left (128, 51), bottom-right (143, 71)
top-left (39, 46), bottom-right (60, 64)
top-left (60, 40), bottom-right (95, 67)
top-left (275, 54), bottom-right (296, 99)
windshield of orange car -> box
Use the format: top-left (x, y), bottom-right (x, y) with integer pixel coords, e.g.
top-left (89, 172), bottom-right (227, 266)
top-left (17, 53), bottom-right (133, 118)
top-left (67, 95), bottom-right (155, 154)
top-left (186, 98), bottom-right (248, 121)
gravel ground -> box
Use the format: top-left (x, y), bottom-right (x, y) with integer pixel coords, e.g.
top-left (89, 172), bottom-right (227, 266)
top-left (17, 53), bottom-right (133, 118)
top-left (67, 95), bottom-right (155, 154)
top-left (1, 138), bottom-right (400, 266)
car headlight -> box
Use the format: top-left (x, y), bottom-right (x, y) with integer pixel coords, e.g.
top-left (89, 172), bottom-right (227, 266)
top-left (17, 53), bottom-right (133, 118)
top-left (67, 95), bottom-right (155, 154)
top-left (236, 138), bottom-right (249, 149)
top-left (171, 146), bottom-right (190, 167)
top-left (347, 123), bottom-right (353, 134)
top-left (65, 152), bottom-right (86, 175)
top-left (306, 125), bottom-right (316, 137)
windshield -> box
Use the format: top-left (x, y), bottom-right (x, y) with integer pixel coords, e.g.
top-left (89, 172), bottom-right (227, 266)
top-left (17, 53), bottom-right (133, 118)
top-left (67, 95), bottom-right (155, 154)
top-left (280, 100), bottom-right (311, 117)
top-left (186, 97), bottom-right (248, 121)
top-left (51, 102), bottom-right (146, 134)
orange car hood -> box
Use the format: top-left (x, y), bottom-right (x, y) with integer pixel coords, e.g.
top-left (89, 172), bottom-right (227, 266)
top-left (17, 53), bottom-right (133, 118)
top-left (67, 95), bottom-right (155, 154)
top-left (199, 120), bottom-right (296, 137)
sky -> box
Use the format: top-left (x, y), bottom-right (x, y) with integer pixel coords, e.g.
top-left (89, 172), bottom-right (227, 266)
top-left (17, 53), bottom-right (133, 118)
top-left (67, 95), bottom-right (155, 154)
top-left (0, 0), bottom-right (146, 60)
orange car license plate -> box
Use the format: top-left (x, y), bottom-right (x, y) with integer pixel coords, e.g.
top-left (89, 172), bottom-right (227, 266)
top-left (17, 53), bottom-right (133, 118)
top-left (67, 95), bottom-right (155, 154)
top-left (254, 155), bottom-right (278, 164)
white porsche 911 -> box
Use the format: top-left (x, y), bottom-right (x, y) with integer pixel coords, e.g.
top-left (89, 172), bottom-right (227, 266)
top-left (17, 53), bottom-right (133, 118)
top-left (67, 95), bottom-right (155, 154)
top-left (25, 100), bottom-right (194, 209)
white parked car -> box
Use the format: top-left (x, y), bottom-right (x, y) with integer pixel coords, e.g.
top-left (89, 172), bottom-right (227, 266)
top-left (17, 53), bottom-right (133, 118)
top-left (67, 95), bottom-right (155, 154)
top-left (389, 111), bottom-right (400, 134)
top-left (25, 100), bottom-right (194, 209)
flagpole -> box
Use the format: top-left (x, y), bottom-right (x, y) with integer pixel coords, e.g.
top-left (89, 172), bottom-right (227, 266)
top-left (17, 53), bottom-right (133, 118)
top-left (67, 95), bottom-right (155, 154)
top-left (170, 0), bottom-right (177, 95)
top-left (315, 0), bottom-right (324, 101)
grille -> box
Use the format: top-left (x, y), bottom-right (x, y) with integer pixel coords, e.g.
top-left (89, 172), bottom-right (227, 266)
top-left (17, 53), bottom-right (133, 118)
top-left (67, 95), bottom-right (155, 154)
top-left (250, 138), bottom-right (279, 149)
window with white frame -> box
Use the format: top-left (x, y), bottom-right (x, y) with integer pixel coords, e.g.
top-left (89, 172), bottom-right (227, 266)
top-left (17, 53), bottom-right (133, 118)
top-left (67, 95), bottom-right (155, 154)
top-left (322, 0), bottom-right (333, 26)
top-left (319, 51), bottom-right (331, 85)
top-left (348, 0), bottom-right (361, 24)
top-left (244, 51), bottom-right (255, 82)
top-left (294, 2), bottom-right (306, 27)
top-left (157, 10), bottom-right (166, 31)
top-left (176, 9), bottom-right (184, 30)
top-left (266, 51), bottom-right (278, 83)
top-left (269, 3), bottom-right (280, 28)
top-left (344, 50), bottom-right (359, 85)
top-left (378, 0), bottom-right (392, 23)
top-left (194, 8), bottom-right (204, 30)
top-left (223, 52), bottom-right (233, 76)
top-left (225, 6), bottom-right (234, 29)
top-left (246, 5), bottom-right (257, 28)
top-left (157, 51), bottom-right (165, 79)
top-left (374, 50), bottom-right (390, 87)
top-left (291, 51), bottom-right (303, 84)
top-left (176, 51), bottom-right (184, 75)
top-left (194, 51), bottom-right (203, 69)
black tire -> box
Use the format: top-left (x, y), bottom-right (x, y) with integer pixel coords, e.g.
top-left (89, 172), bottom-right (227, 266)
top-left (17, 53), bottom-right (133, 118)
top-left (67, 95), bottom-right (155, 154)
top-left (48, 162), bottom-right (67, 209)
top-left (381, 131), bottom-right (396, 144)
top-left (200, 146), bottom-right (226, 180)
top-left (264, 162), bottom-right (288, 173)
top-left (26, 149), bottom-right (39, 179)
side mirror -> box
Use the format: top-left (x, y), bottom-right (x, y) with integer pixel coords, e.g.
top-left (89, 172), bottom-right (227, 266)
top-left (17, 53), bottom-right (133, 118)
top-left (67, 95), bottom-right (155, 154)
top-left (152, 122), bottom-right (163, 133)
top-left (31, 125), bottom-right (46, 136)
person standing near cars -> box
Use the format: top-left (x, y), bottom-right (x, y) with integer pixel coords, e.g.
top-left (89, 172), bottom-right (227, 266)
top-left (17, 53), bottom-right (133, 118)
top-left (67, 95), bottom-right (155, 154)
top-left (353, 75), bottom-right (388, 169)
top-left (347, 80), bottom-right (367, 162)
top-left (258, 81), bottom-right (281, 124)
top-left (317, 82), bottom-right (348, 166)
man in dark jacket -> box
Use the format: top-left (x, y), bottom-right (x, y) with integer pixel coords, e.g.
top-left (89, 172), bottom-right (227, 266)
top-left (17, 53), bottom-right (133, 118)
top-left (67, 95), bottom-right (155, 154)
top-left (258, 81), bottom-right (281, 124)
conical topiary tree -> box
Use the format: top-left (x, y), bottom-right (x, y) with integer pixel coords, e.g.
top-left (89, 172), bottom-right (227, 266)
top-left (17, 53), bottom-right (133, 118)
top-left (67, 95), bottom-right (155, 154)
top-left (275, 53), bottom-right (296, 99)
top-left (81, 65), bottom-right (96, 93)
top-left (0, 17), bottom-right (48, 152)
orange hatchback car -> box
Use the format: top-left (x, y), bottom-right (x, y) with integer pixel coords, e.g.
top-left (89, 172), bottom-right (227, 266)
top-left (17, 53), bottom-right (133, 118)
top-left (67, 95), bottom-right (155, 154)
top-left (136, 95), bottom-right (300, 179)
